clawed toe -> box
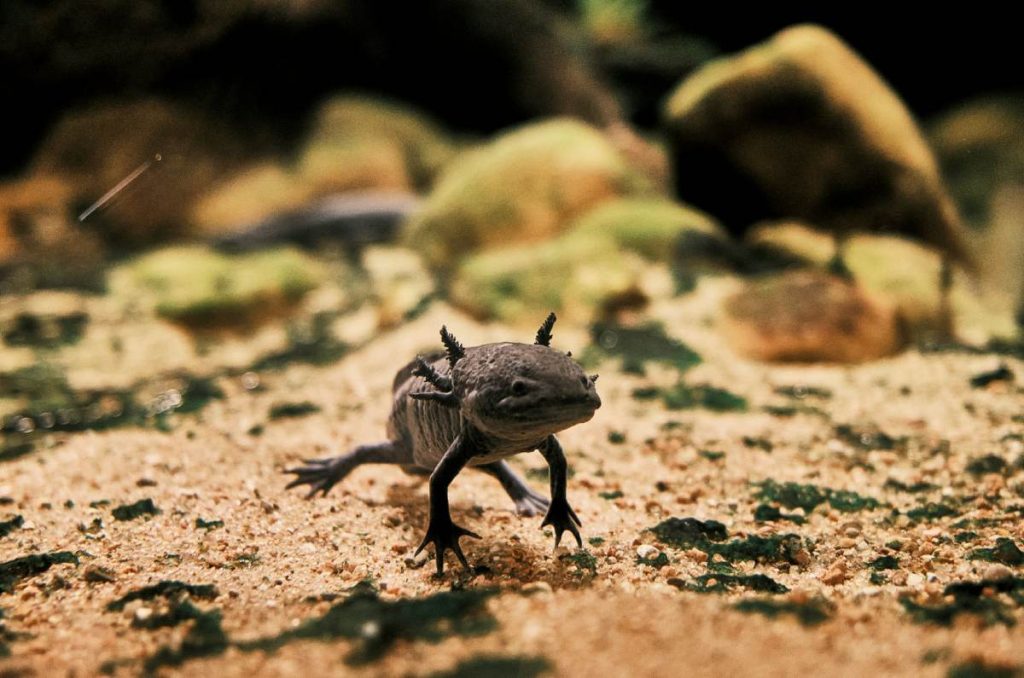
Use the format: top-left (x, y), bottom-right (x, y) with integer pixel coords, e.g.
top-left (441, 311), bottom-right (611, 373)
top-left (284, 461), bottom-right (345, 498)
top-left (541, 499), bottom-right (583, 549)
top-left (514, 492), bottom-right (551, 517)
top-left (415, 519), bottom-right (481, 575)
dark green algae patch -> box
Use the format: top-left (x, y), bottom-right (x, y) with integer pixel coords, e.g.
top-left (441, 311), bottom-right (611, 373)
top-left (111, 498), bottom-right (161, 521)
top-left (901, 577), bottom-right (1024, 627)
top-left (967, 538), bottom-right (1024, 566)
top-left (632, 383), bottom-right (748, 412)
top-left (580, 321), bottom-right (701, 375)
top-left (672, 572), bottom-right (789, 594)
top-left (107, 580), bottom-right (219, 611)
top-left (733, 598), bottom-right (833, 626)
top-left (0, 551), bottom-right (79, 593)
top-left (136, 582), bottom-right (500, 674)
top-left (430, 655), bottom-right (553, 678)
top-left (0, 515), bottom-right (24, 538)
top-left (754, 479), bottom-right (883, 514)
top-left (650, 517), bottom-right (806, 566)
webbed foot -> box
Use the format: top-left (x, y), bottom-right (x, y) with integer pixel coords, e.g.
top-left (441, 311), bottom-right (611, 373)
top-left (284, 457), bottom-right (352, 498)
top-left (414, 517), bottom-right (481, 576)
top-left (541, 498), bottom-right (582, 549)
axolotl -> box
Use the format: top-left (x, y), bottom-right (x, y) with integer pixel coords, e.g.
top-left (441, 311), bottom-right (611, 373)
top-left (285, 313), bottom-right (601, 575)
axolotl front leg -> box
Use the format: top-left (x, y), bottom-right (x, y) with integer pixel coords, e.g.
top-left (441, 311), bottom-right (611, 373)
top-left (539, 435), bottom-right (583, 549)
top-left (414, 431), bottom-right (482, 575)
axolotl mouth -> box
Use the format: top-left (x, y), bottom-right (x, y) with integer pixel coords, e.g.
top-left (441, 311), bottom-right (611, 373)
top-left (498, 388), bottom-right (602, 430)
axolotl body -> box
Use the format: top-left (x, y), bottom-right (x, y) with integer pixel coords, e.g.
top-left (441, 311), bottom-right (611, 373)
top-left (285, 313), bottom-right (600, 575)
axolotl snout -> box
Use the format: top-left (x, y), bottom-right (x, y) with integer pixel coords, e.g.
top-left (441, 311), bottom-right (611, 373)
top-left (285, 313), bottom-right (600, 575)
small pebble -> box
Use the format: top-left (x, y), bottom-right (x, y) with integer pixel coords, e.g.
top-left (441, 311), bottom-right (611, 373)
top-left (983, 564), bottom-right (1013, 581)
top-left (636, 545), bottom-right (660, 560)
top-left (134, 607), bottom-right (153, 623)
top-left (820, 560), bottom-right (848, 585)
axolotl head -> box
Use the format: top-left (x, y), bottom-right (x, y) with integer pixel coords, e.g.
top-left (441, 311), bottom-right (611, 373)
top-left (410, 314), bottom-right (601, 443)
top-left (455, 342), bottom-right (600, 441)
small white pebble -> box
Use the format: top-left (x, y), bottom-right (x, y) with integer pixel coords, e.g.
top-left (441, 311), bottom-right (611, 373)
top-left (299, 543), bottom-right (317, 555)
top-left (134, 607), bottom-right (153, 622)
top-left (636, 545), bottom-right (660, 560)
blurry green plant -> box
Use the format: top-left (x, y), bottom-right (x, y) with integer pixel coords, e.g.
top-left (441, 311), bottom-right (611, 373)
top-left (579, 0), bottom-right (649, 44)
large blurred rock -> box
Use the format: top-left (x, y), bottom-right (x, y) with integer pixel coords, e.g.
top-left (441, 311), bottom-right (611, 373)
top-left (194, 96), bottom-right (450, 237)
top-left (663, 25), bottom-right (968, 263)
top-left (568, 197), bottom-right (722, 262)
top-left (449, 197), bottom-right (714, 322)
top-left (0, 176), bottom-right (108, 290)
top-left (31, 99), bottom-right (248, 247)
top-left (109, 246), bottom-right (325, 330)
top-left (403, 119), bottom-right (653, 271)
top-left (303, 96), bottom-right (457, 192)
top-left (191, 163), bottom-right (313, 238)
top-left (721, 270), bottom-right (901, 363)
top-left (929, 95), bottom-right (1024, 230)
top-left (451, 236), bottom-right (670, 323)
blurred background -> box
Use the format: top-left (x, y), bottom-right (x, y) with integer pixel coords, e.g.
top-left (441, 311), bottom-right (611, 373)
top-left (1, 0), bottom-right (1023, 436)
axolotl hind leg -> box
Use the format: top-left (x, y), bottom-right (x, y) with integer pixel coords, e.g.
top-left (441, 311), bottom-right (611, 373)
top-left (475, 461), bottom-right (550, 516)
top-left (285, 441), bottom-right (413, 499)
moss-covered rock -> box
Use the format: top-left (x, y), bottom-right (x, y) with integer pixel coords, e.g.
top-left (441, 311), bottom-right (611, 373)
top-left (191, 164), bottom-right (314, 237)
top-left (664, 25), bottom-right (968, 264)
top-left (929, 96), bottom-right (1024, 230)
top-left (361, 245), bottom-right (436, 328)
top-left (451, 236), bottom-right (669, 323)
top-left (746, 221), bottom-right (836, 267)
top-left (721, 270), bottom-right (901, 363)
top-left (303, 96), bottom-right (457, 191)
top-left (404, 118), bottom-right (652, 271)
top-left (110, 246), bottom-right (324, 329)
top-left (567, 197), bottom-right (723, 262)
top-left (296, 138), bottom-right (410, 196)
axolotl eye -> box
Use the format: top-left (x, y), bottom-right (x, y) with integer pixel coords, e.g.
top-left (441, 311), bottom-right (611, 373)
top-left (511, 380), bottom-right (529, 396)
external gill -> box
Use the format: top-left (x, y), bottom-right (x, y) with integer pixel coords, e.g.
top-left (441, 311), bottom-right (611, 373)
top-left (409, 328), bottom-right (464, 408)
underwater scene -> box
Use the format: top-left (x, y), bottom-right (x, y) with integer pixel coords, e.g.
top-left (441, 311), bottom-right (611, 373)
top-left (1, 2), bottom-right (1023, 676)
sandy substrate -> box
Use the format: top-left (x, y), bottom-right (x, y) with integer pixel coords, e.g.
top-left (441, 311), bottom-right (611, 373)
top-left (2, 285), bottom-right (1024, 677)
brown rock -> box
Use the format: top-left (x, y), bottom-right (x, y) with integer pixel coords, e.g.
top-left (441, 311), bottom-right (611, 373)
top-left (820, 560), bottom-right (848, 585)
top-left (0, 175), bottom-right (107, 284)
top-left (721, 270), bottom-right (902, 363)
top-left (664, 25), bottom-right (968, 263)
top-left (31, 99), bottom-right (248, 247)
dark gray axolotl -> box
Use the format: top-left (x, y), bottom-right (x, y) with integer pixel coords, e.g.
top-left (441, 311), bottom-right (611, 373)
top-left (285, 313), bottom-right (601, 575)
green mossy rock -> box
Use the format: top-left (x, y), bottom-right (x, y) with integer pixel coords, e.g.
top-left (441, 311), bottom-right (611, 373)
top-left (111, 246), bottom-right (324, 328)
top-left (566, 197), bottom-right (723, 262)
top-left (297, 137), bottom-right (411, 196)
top-left (304, 96), bottom-right (457, 191)
top-left (451, 236), bottom-right (667, 323)
top-left (746, 221), bottom-right (836, 267)
top-left (929, 96), bottom-right (1024, 229)
top-left (191, 164), bottom-right (313, 237)
top-left (663, 25), bottom-right (968, 263)
top-left (404, 118), bottom-right (652, 271)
